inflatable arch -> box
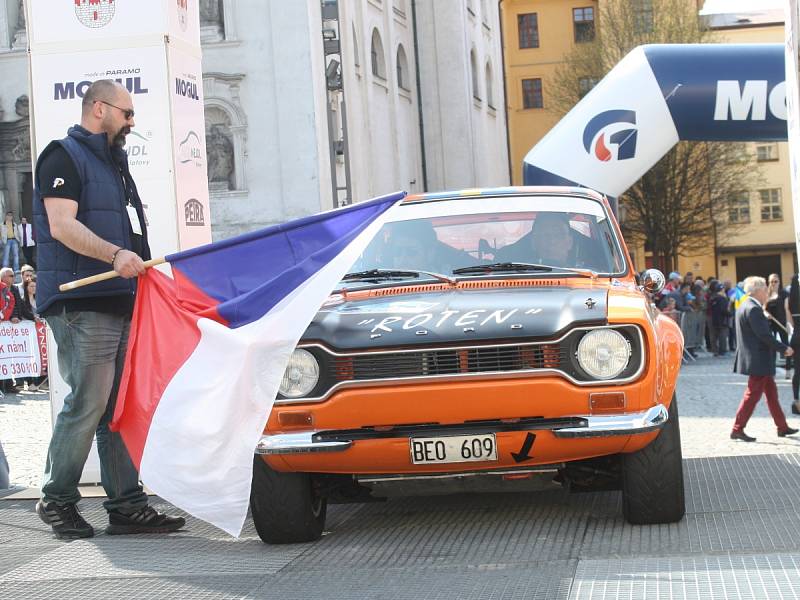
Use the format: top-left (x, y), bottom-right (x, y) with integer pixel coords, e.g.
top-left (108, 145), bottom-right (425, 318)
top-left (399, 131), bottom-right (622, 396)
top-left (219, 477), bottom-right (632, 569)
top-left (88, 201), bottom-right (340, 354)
top-left (523, 44), bottom-right (787, 197)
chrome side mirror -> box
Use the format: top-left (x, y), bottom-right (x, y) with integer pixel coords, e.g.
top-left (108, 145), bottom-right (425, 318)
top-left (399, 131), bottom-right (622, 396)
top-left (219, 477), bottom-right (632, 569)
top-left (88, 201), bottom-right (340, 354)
top-left (641, 269), bottom-right (665, 294)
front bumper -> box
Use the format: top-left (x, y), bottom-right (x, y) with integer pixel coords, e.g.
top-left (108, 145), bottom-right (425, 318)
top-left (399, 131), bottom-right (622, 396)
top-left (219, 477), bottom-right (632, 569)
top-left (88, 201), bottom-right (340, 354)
top-left (255, 403), bottom-right (669, 455)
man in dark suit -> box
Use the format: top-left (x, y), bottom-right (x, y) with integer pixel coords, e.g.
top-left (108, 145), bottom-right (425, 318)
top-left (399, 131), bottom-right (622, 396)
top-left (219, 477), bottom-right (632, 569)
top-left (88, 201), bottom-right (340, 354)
top-left (731, 275), bottom-right (798, 441)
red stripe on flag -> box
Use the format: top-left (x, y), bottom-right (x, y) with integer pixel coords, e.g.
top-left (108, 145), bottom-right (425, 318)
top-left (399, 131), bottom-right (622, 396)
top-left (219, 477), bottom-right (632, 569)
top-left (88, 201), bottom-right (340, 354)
top-left (110, 268), bottom-right (221, 469)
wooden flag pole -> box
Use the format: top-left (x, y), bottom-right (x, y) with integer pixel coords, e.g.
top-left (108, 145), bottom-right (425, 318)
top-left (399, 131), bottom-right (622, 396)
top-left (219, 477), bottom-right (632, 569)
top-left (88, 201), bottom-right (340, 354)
top-left (58, 257), bottom-right (167, 292)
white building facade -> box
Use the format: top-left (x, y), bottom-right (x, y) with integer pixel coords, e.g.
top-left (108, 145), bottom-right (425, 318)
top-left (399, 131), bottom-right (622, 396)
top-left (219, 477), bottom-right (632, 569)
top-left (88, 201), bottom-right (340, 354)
top-left (0, 0), bottom-right (508, 241)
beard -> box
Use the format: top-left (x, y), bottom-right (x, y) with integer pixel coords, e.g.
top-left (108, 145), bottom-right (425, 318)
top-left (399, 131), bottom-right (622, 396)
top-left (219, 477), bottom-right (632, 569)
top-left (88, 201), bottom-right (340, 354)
top-left (112, 126), bottom-right (131, 148)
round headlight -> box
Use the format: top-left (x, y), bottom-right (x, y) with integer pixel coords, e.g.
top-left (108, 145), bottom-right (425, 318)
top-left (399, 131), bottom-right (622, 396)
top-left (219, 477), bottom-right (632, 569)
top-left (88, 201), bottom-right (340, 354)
top-left (279, 349), bottom-right (320, 398)
top-left (576, 329), bottom-right (631, 380)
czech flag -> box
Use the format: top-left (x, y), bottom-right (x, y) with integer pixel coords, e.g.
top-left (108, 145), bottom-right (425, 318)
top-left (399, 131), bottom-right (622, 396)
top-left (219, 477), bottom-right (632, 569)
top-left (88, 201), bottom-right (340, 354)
top-left (110, 192), bottom-right (404, 536)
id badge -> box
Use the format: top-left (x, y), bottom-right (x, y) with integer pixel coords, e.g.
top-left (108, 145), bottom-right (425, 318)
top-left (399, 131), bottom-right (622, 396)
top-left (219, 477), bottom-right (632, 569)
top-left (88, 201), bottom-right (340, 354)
top-left (127, 205), bottom-right (143, 236)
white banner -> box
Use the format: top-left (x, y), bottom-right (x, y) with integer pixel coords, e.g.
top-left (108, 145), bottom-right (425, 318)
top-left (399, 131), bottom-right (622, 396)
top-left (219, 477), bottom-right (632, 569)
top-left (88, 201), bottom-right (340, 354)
top-left (27, 0), bottom-right (199, 49)
top-left (28, 45), bottom-right (182, 259)
top-left (523, 47), bottom-right (679, 197)
top-left (0, 320), bottom-right (41, 380)
top-left (169, 45), bottom-right (212, 248)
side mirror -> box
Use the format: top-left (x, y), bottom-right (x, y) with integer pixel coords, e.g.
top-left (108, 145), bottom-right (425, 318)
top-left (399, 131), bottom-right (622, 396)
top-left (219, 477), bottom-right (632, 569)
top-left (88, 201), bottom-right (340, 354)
top-left (641, 269), bottom-right (665, 294)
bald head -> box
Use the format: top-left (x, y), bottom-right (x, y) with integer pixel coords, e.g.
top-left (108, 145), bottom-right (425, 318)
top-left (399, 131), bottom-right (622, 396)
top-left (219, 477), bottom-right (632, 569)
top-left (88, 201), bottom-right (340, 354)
top-left (81, 80), bottom-right (126, 117)
top-left (80, 79), bottom-right (135, 147)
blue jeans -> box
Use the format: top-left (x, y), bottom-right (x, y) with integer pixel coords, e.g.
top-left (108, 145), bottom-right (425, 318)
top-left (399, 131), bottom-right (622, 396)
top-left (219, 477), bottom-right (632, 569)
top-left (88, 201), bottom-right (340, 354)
top-left (41, 310), bottom-right (147, 513)
top-left (3, 238), bottom-right (19, 272)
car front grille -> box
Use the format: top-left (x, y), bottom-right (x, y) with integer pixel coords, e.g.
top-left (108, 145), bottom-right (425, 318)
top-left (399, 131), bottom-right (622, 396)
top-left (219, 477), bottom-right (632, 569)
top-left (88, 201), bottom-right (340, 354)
top-left (330, 343), bottom-right (568, 381)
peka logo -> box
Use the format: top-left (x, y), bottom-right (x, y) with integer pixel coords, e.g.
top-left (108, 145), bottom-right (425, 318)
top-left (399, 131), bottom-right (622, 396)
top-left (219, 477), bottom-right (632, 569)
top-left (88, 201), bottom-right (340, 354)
top-left (175, 76), bottom-right (200, 101)
top-left (582, 109), bottom-right (638, 162)
top-left (54, 70), bottom-right (148, 101)
top-left (177, 0), bottom-right (188, 31)
top-left (74, 0), bottom-right (116, 29)
top-left (184, 199), bottom-right (205, 226)
top-left (125, 130), bottom-right (152, 168)
top-left (178, 130), bottom-right (204, 167)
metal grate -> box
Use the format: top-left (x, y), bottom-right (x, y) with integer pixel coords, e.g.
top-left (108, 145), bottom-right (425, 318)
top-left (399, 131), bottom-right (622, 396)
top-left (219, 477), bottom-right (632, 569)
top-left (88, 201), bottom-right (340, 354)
top-left (330, 343), bottom-right (567, 381)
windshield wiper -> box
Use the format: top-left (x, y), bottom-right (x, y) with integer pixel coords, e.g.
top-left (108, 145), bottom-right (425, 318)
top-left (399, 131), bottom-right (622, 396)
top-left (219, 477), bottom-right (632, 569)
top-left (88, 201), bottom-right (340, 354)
top-left (452, 262), bottom-right (598, 278)
top-left (342, 268), bottom-right (455, 284)
top-left (452, 262), bottom-right (554, 275)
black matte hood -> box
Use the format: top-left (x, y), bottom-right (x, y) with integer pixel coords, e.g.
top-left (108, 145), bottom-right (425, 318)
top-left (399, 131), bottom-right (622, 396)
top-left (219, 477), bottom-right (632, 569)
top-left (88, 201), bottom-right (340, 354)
top-left (303, 286), bottom-right (608, 350)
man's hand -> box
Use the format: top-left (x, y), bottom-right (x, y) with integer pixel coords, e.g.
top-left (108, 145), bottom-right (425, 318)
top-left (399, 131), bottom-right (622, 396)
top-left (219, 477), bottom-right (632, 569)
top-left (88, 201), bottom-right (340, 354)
top-left (786, 347), bottom-right (795, 357)
top-left (113, 249), bottom-right (146, 279)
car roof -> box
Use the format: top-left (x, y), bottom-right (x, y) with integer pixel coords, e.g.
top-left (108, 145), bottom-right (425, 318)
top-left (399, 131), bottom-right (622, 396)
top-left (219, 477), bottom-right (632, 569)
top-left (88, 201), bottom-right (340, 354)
top-left (403, 186), bottom-right (607, 205)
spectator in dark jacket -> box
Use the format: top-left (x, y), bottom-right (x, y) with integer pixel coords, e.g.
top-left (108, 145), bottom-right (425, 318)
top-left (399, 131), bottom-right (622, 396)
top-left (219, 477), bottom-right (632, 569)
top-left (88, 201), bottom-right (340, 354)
top-left (20, 276), bottom-right (37, 321)
top-left (709, 281), bottom-right (731, 356)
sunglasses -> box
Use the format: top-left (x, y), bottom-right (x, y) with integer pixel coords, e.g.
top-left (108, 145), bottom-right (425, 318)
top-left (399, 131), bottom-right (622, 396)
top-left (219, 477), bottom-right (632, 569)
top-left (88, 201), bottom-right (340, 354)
top-left (97, 100), bottom-right (135, 120)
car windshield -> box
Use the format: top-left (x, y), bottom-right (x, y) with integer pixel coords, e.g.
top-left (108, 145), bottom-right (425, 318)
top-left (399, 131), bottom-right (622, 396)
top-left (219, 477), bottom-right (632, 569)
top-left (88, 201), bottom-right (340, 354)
top-left (344, 195), bottom-right (626, 280)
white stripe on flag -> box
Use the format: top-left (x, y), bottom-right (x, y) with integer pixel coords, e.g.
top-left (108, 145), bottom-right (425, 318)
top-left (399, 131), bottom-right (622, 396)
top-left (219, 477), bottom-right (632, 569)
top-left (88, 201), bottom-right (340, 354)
top-left (139, 203), bottom-right (400, 536)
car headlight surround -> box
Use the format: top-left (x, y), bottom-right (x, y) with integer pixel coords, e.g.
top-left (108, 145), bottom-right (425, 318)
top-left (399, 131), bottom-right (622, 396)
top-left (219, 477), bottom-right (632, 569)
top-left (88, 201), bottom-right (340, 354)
top-left (576, 329), bottom-right (631, 380)
top-left (280, 349), bottom-right (320, 398)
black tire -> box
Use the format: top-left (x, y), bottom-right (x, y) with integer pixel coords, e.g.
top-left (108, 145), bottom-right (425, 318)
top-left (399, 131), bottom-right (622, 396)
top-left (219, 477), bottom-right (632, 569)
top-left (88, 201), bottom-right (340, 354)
top-left (621, 396), bottom-right (685, 525)
top-left (250, 456), bottom-right (326, 544)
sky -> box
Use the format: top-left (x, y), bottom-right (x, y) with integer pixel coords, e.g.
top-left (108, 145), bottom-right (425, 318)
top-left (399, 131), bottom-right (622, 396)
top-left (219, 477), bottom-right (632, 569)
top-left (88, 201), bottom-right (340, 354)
top-left (700, 0), bottom-right (784, 15)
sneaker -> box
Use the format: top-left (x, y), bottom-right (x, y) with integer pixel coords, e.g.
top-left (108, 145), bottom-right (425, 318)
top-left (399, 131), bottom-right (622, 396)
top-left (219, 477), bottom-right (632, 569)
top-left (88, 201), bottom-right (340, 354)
top-left (105, 506), bottom-right (185, 535)
top-left (36, 500), bottom-right (94, 540)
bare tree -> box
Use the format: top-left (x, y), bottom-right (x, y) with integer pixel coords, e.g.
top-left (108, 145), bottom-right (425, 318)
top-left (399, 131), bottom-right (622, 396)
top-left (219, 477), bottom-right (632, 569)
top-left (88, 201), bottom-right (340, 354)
top-left (548, 0), bottom-right (759, 273)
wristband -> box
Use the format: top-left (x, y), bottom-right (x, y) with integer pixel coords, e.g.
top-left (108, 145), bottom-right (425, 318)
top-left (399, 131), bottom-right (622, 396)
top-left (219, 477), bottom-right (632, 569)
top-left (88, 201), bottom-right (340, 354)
top-left (111, 248), bottom-right (124, 266)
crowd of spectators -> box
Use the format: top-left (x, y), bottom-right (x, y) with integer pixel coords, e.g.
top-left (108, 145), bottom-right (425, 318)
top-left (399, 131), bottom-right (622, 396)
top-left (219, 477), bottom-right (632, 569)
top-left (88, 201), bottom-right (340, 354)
top-left (654, 271), bottom-right (738, 358)
top-left (652, 270), bottom-right (797, 372)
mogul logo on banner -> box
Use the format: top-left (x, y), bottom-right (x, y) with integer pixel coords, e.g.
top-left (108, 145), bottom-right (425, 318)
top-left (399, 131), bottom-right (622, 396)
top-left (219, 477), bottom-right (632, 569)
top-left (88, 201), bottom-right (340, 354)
top-left (53, 68), bottom-right (149, 101)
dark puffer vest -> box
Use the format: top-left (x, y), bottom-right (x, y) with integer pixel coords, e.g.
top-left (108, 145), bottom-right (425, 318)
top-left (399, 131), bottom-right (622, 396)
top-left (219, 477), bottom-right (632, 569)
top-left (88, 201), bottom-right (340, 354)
top-left (34, 125), bottom-right (151, 314)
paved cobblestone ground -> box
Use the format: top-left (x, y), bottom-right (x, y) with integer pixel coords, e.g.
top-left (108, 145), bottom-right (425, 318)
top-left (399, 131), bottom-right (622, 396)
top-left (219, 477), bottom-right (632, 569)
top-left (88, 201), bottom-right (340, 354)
top-left (3, 355), bottom-right (800, 598)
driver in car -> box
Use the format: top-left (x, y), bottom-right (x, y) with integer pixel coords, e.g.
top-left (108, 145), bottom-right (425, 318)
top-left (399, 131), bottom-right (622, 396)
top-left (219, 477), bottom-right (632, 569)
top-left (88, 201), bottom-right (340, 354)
top-left (496, 212), bottom-right (575, 267)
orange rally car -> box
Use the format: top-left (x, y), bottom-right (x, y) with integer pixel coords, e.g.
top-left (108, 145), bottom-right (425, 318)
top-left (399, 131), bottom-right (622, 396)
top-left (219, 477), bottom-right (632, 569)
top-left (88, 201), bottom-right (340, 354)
top-left (250, 187), bottom-right (684, 544)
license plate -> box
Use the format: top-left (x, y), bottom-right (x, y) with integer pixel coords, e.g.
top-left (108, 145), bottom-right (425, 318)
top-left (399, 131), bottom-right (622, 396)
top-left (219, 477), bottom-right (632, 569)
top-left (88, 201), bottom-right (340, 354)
top-left (410, 434), bottom-right (498, 465)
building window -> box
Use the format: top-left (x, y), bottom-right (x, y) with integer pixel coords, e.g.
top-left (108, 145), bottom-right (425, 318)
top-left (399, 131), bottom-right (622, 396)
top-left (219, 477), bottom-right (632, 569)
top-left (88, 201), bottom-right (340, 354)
top-left (756, 143), bottom-right (779, 162)
top-left (471, 49), bottom-right (480, 100)
top-left (760, 188), bottom-right (783, 221)
top-left (634, 0), bottom-right (654, 33)
top-left (728, 191), bottom-right (750, 224)
top-left (522, 78), bottom-right (543, 109)
top-left (396, 44), bottom-right (410, 91)
top-left (578, 77), bottom-right (599, 97)
top-left (518, 13), bottom-right (539, 49)
top-left (371, 29), bottom-right (386, 79)
top-left (486, 61), bottom-right (494, 108)
top-left (573, 7), bottom-right (595, 43)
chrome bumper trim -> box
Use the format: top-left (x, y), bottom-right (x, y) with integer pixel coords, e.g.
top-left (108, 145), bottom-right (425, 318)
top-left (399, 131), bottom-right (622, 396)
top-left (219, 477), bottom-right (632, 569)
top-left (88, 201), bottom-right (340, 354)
top-left (255, 431), bottom-right (352, 455)
top-left (551, 404), bottom-right (669, 438)
top-left (256, 404), bottom-right (668, 454)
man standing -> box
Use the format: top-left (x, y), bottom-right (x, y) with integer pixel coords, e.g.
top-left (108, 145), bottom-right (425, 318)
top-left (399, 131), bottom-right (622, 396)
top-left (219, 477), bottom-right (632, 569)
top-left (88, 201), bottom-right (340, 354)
top-left (731, 276), bottom-right (798, 442)
top-left (33, 80), bottom-right (184, 539)
top-left (1, 212), bottom-right (20, 273)
top-left (16, 216), bottom-right (35, 269)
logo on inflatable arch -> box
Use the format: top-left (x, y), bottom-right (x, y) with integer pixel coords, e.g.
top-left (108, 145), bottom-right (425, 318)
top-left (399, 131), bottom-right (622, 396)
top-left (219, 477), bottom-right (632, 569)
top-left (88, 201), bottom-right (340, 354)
top-left (582, 109), bottom-right (638, 162)
top-left (74, 0), bottom-right (116, 29)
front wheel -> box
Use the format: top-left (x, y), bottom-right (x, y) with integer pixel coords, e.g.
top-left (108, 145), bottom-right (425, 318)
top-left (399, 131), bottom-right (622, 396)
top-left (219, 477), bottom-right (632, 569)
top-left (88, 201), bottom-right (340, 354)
top-left (621, 396), bottom-right (685, 524)
top-left (250, 456), bottom-right (326, 544)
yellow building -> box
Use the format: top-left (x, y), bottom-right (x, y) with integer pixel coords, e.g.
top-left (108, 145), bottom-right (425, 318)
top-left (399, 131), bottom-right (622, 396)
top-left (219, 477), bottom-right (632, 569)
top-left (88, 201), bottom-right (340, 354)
top-left (501, 0), bottom-right (597, 186)
top-left (501, 2), bottom-right (794, 283)
top-left (710, 14), bottom-right (796, 285)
